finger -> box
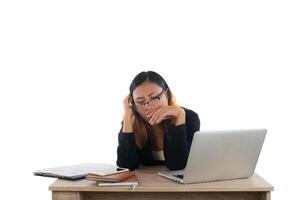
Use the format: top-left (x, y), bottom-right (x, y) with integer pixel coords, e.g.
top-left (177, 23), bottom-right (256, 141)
top-left (154, 113), bottom-right (174, 124)
top-left (124, 94), bottom-right (130, 102)
top-left (146, 106), bottom-right (160, 118)
top-left (153, 107), bottom-right (177, 124)
top-left (159, 115), bottom-right (174, 122)
top-left (149, 107), bottom-right (165, 124)
top-left (128, 95), bottom-right (133, 106)
top-left (155, 115), bottom-right (169, 124)
top-left (150, 107), bottom-right (168, 124)
top-left (145, 105), bottom-right (156, 117)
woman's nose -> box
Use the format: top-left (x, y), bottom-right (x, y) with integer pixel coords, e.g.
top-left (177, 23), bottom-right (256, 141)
top-left (144, 104), bottom-right (155, 113)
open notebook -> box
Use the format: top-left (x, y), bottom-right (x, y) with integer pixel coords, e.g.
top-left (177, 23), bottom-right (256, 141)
top-left (33, 163), bottom-right (128, 180)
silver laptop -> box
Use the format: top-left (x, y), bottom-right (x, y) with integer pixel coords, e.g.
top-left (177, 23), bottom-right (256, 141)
top-left (158, 129), bottom-right (267, 184)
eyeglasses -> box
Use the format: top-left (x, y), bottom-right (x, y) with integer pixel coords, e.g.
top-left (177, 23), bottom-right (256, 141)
top-left (134, 90), bottom-right (164, 108)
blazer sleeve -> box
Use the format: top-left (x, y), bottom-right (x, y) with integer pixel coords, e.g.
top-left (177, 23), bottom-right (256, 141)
top-left (164, 109), bottom-right (200, 170)
top-left (116, 128), bottom-right (140, 170)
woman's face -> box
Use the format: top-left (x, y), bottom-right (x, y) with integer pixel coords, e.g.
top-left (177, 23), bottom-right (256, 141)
top-left (132, 81), bottom-right (169, 121)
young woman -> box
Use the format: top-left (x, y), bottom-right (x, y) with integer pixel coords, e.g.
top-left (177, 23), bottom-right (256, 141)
top-left (116, 71), bottom-right (200, 170)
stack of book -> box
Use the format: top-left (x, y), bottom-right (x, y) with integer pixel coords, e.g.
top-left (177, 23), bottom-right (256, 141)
top-left (86, 171), bottom-right (139, 188)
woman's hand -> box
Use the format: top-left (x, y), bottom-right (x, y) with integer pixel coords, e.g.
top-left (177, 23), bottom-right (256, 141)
top-left (123, 94), bottom-right (133, 118)
top-left (147, 106), bottom-right (185, 126)
top-left (122, 94), bottom-right (134, 133)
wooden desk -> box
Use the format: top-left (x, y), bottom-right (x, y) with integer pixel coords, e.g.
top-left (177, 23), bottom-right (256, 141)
top-left (49, 166), bottom-right (273, 200)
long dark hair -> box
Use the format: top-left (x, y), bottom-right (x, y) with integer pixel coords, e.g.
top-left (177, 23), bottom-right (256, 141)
top-left (129, 71), bottom-right (176, 149)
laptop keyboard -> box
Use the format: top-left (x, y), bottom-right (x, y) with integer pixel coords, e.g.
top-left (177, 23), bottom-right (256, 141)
top-left (174, 174), bottom-right (184, 179)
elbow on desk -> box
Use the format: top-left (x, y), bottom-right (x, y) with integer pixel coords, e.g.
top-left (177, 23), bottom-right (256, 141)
top-left (165, 160), bottom-right (186, 171)
top-left (165, 152), bottom-right (188, 170)
top-left (116, 160), bottom-right (140, 171)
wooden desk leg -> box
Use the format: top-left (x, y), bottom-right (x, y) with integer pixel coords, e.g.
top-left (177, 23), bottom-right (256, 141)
top-left (265, 191), bottom-right (271, 200)
top-left (52, 192), bottom-right (82, 200)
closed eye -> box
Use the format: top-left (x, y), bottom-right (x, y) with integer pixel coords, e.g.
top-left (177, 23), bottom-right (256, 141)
top-left (151, 96), bottom-right (160, 100)
top-left (150, 94), bottom-right (161, 100)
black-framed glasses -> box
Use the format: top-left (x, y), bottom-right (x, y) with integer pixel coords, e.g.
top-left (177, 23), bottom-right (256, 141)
top-left (134, 90), bottom-right (164, 108)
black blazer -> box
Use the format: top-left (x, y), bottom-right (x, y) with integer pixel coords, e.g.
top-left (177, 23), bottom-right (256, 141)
top-left (116, 107), bottom-right (200, 170)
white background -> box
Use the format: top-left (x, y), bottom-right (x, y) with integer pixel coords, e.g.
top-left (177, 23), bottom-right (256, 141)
top-left (0, 1), bottom-right (299, 199)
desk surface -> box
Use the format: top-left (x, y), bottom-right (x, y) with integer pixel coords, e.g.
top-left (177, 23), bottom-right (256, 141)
top-left (49, 165), bottom-right (273, 192)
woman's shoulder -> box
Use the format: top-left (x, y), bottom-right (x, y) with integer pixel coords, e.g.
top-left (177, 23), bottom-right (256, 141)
top-left (181, 107), bottom-right (199, 118)
top-left (181, 107), bottom-right (201, 132)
